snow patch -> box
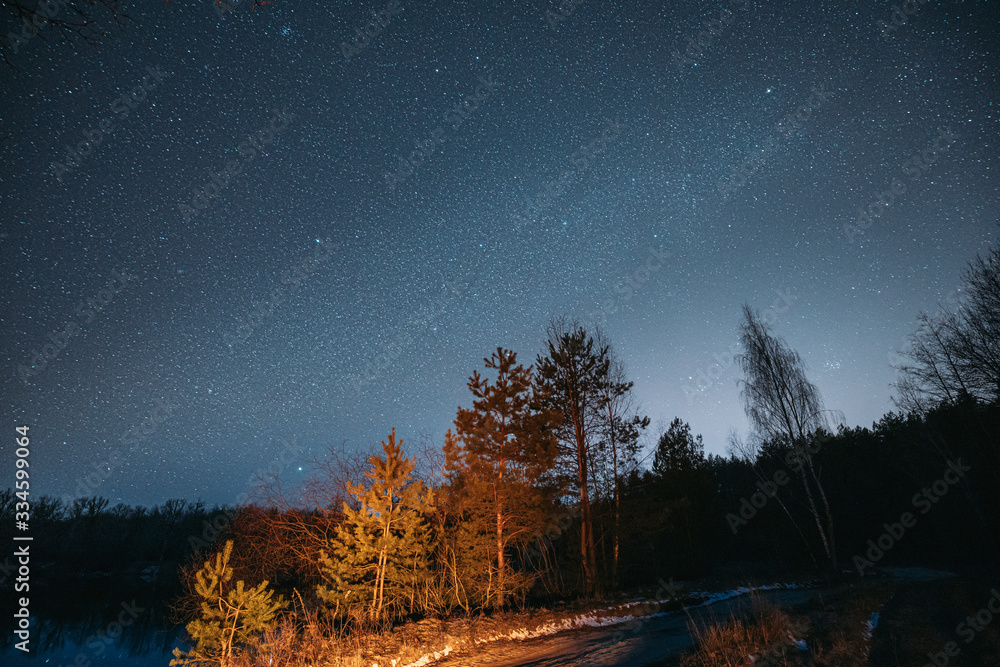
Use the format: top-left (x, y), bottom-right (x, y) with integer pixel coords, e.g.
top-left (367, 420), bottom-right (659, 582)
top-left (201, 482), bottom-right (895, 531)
top-left (384, 583), bottom-right (803, 667)
top-left (862, 609), bottom-right (881, 658)
top-left (478, 583), bottom-right (802, 643)
top-left (865, 611), bottom-right (880, 637)
top-left (398, 645), bottom-right (453, 667)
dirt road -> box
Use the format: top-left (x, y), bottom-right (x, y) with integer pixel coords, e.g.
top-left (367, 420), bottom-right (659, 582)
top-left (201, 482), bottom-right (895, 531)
top-left (432, 588), bottom-right (818, 667)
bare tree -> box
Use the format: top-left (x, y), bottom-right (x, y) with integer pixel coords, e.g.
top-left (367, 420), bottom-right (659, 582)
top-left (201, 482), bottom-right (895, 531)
top-left (893, 244), bottom-right (1000, 410)
top-left (736, 305), bottom-right (839, 570)
top-left (252, 440), bottom-right (367, 584)
top-left (892, 311), bottom-right (972, 413)
top-left (727, 429), bottom-right (818, 570)
top-left (952, 249), bottom-right (1000, 400)
top-left (1, 0), bottom-right (127, 67)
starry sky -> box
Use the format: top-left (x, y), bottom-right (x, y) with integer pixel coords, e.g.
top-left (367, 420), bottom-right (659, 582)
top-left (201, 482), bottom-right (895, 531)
top-left (1, 0), bottom-right (997, 507)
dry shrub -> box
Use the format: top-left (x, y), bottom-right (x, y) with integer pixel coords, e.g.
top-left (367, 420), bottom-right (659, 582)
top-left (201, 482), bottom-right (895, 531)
top-left (809, 584), bottom-right (893, 667)
top-left (226, 604), bottom-right (454, 667)
top-left (682, 595), bottom-right (796, 667)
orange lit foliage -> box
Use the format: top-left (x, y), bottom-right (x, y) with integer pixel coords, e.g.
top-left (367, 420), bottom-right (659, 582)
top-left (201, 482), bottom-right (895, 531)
top-left (444, 348), bottom-right (559, 610)
top-left (317, 430), bottom-right (435, 625)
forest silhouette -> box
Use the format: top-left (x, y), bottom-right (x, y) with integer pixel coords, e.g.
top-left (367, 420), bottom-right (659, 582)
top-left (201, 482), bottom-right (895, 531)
top-left (3, 243), bottom-right (999, 666)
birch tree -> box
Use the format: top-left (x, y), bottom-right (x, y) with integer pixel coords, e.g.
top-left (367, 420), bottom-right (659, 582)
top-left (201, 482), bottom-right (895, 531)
top-left (736, 305), bottom-right (839, 570)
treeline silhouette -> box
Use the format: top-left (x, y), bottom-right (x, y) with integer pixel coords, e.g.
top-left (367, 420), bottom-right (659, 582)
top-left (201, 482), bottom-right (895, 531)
top-left (0, 495), bottom-right (230, 580)
top-left (3, 243), bottom-right (998, 645)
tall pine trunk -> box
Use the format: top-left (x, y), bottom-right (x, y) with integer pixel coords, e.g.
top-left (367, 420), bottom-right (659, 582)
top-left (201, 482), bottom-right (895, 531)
top-left (495, 478), bottom-right (506, 609)
top-left (569, 377), bottom-right (598, 596)
top-left (578, 469), bottom-right (594, 594)
top-left (612, 445), bottom-right (620, 590)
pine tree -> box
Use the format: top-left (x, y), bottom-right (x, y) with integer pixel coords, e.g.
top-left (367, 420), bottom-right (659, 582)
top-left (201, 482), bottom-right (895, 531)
top-left (171, 540), bottom-right (286, 667)
top-left (652, 418), bottom-right (705, 476)
top-left (534, 320), bottom-right (609, 596)
top-left (444, 348), bottom-right (559, 609)
top-left (317, 429), bottom-right (435, 625)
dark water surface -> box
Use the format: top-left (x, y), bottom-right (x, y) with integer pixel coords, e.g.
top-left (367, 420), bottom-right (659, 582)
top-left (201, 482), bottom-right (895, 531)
top-left (1, 576), bottom-right (185, 666)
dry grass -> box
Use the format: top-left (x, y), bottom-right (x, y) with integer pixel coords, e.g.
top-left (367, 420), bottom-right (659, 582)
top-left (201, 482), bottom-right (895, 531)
top-left (198, 578), bottom-right (912, 667)
top-left (681, 592), bottom-right (806, 667)
top-left (807, 583), bottom-right (893, 667)
top-left (220, 593), bottom-right (681, 666)
top-left (228, 612), bottom-right (458, 667)
top-left (679, 580), bottom-right (897, 667)
top-left (869, 576), bottom-right (1000, 666)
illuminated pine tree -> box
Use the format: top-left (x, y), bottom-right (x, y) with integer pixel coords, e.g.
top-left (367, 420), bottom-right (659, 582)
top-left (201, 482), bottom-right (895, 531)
top-left (317, 429), bottom-right (435, 625)
top-left (171, 540), bottom-right (286, 667)
top-left (444, 348), bottom-right (559, 609)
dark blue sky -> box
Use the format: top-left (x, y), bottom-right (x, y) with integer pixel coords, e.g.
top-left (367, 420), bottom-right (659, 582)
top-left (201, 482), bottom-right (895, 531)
top-left (2, 0), bottom-right (997, 507)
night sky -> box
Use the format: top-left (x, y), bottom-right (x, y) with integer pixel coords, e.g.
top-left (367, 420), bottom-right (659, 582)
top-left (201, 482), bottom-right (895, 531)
top-left (1, 0), bottom-right (997, 507)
